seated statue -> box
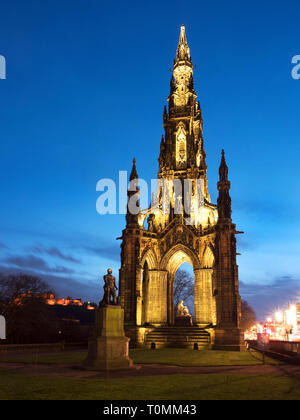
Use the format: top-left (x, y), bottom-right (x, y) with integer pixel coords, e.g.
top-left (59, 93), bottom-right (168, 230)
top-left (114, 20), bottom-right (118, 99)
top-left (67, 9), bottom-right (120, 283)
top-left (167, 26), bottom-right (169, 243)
top-left (177, 300), bottom-right (190, 317)
top-left (176, 300), bottom-right (193, 326)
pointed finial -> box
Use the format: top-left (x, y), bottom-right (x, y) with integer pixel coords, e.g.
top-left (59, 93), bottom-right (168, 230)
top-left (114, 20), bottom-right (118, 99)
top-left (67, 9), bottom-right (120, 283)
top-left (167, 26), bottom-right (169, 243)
top-left (179, 25), bottom-right (187, 44)
top-left (219, 149), bottom-right (228, 182)
top-left (129, 157), bottom-right (138, 181)
top-left (176, 25), bottom-right (191, 61)
top-left (217, 149), bottom-right (232, 219)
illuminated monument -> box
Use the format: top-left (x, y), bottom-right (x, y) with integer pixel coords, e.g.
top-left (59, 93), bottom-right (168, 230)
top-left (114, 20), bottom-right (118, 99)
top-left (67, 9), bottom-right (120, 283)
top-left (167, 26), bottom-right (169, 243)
top-left (118, 26), bottom-right (244, 350)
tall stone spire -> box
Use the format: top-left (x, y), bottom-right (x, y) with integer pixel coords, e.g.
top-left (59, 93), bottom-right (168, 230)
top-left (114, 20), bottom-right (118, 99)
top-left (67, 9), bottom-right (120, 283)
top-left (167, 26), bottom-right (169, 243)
top-left (217, 150), bottom-right (232, 220)
top-left (170, 25), bottom-right (195, 110)
top-left (158, 25), bottom-right (208, 200)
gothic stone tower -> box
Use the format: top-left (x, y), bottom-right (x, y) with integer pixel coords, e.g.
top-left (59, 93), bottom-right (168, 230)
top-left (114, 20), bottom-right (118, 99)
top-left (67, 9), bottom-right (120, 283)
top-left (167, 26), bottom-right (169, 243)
top-left (118, 26), bottom-right (244, 350)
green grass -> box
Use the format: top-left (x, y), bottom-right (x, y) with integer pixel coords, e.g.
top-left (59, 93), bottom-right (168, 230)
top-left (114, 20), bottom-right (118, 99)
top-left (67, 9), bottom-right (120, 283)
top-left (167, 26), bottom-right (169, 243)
top-left (0, 348), bottom-right (280, 366)
top-left (0, 370), bottom-right (299, 400)
top-left (131, 348), bottom-right (280, 366)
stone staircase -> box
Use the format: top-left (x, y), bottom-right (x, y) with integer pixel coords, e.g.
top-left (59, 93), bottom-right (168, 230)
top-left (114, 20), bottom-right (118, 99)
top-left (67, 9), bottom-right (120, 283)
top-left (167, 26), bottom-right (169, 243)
top-left (144, 326), bottom-right (211, 349)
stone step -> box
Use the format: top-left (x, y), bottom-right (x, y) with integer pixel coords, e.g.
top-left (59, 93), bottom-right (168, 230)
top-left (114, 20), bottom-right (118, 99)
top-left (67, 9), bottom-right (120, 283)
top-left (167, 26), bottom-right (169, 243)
top-left (145, 334), bottom-right (210, 339)
top-left (152, 329), bottom-right (208, 333)
top-left (146, 338), bottom-right (209, 343)
top-left (147, 330), bottom-right (210, 336)
top-left (146, 334), bottom-right (209, 339)
top-left (144, 326), bottom-right (211, 349)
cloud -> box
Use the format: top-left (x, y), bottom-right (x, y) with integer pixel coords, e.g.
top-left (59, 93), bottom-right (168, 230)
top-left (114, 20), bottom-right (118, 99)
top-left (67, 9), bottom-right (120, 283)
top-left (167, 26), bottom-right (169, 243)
top-left (1, 226), bottom-right (119, 264)
top-left (30, 244), bottom-right (81, 264)
top-left (2, 254), bottom-right (75, 275)
top-left (0, 242), bottom-right (7, 250)
top-left (240, 276), bottom-right (300, 321)
top-left (236, 237), bottom-right (257, 252)
top-left (83, 244), bottom-right (120, 262)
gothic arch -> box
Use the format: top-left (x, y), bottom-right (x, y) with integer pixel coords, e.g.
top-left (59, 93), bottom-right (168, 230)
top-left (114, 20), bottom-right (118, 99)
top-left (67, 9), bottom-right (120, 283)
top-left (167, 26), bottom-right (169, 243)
top-left (160, 243), bottom-right (200, 275)
top-left (141, 247), bottom-right (158, 270)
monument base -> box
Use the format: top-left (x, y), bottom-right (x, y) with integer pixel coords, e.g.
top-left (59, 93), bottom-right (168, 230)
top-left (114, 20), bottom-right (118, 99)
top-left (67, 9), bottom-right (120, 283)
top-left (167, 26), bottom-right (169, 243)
top-left (83, 336), bottom-right (133, 370)
top-left (213, 328), bottom-right (246, 351)
top-left (175, 315), bottom-right (193, 326)
top-left (82, 305), bottom-right (134, 370)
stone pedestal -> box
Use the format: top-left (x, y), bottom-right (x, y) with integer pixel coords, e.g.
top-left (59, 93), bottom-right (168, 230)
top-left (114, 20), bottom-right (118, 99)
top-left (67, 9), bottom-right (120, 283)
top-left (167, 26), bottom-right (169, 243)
top-left (83, 305), bottom-right (134, 370)
top-left (175, 315), bottom-right (193, 326)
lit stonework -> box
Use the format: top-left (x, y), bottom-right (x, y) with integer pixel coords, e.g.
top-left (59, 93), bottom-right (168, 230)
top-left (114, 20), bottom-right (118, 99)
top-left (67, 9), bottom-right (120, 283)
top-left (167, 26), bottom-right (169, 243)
top-left (118, 26), bottom-right (245, 350)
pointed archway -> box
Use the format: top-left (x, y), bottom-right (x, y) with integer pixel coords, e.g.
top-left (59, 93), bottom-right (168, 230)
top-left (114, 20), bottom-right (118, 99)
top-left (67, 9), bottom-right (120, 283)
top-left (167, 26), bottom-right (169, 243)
top-left (174, 262), bottom-right (194, 321)
top-left (158, 243), bottom-right (216, 326)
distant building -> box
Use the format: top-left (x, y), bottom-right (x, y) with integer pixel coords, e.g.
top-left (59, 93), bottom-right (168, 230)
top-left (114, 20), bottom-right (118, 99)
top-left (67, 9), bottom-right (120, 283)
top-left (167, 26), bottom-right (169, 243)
top-left (14, 291), bottom-right (95, 310)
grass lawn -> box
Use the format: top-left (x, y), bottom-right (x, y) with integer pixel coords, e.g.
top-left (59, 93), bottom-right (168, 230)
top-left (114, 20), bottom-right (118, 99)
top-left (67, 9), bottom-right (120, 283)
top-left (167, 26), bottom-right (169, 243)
top-left (0, 370), bottom-right (300, 400)
top-left (0, 348), bottom-right (279, 366)
top-left (131, 348), bottom-right (280, 366)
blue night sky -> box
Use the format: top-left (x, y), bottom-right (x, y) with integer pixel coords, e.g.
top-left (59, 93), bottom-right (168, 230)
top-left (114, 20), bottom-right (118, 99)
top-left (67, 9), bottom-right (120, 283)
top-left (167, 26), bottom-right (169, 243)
top-left (0, 0), bottom-right (299, 320)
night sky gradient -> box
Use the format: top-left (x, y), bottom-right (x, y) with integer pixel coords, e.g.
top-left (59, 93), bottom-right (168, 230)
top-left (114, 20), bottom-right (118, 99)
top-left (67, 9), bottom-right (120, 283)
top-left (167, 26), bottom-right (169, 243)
top-left (0, 0), bottom-right (300, 320)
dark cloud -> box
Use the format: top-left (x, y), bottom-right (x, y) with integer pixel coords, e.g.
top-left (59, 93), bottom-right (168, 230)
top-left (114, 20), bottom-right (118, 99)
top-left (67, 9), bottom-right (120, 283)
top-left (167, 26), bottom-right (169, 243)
top-left (30, 244), bottom-right (81, 264)
top-left (240, 276), bottom-right (300, 321)
top-left (0, 242), bottom-right (7, 250)
top-left (0, 226), bottom-right (119, 264)
top-left (83, 244), bottom-right (120, 262)
top-left (2, 254), bottom-right (75, 275)
top-left (236, 237), bottom-right (257, 252)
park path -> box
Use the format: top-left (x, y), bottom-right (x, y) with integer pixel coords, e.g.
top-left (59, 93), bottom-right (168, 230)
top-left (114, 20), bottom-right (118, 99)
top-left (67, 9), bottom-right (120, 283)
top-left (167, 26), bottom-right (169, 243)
top-left (1, 362), bottom-right (300, 379)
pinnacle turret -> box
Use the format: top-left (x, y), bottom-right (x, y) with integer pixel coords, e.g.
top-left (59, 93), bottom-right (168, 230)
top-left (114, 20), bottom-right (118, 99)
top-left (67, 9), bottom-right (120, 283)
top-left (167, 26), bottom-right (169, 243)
top-left (176, 25), bottom-right (191, 62)
top-left (219, 149), bottom-right (229, 182)
top-left (217, 150), bottom-right (232, 220)
top-left (129, 158), bottom-right (138, 181)
top-left (126, 158), bottom-right (140, 227)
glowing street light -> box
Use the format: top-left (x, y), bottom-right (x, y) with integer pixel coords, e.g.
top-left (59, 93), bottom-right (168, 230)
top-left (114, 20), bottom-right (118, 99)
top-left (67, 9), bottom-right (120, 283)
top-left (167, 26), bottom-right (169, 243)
top-left (275, 311), bottom-right (283, 323)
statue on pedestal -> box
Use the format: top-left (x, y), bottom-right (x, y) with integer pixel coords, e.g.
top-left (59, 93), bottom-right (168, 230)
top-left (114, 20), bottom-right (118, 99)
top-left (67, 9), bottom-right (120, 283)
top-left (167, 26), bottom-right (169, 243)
top-left (177, 300), bottom-right (190, 317)
top-left (100, 268), bottom-right (118, 306)
top-left (176, 300), bottom-right (193, 326)
top-left (83, 268), bottom-right (133, 371)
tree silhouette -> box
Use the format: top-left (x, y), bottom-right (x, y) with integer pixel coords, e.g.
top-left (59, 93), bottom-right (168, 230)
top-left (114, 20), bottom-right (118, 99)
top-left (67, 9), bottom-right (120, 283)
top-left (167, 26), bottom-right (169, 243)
top-left (241, 300), bottom-right (257, 331)
top-left (0, 273), bottom-right (57, 343)
top-left (174, 269), bottom-right (194, 311)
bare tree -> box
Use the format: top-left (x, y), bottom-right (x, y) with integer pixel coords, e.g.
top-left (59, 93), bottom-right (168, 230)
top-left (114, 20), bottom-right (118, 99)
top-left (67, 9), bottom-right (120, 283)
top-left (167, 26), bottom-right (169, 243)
top-left (241, 300), bottom-right (257, 331)
top-left (174, 269), bottom-right (194, 310)
top-left (0, 273), bottom-right (52, 306)
top-left (0, 273), bottom-right (56, 343)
